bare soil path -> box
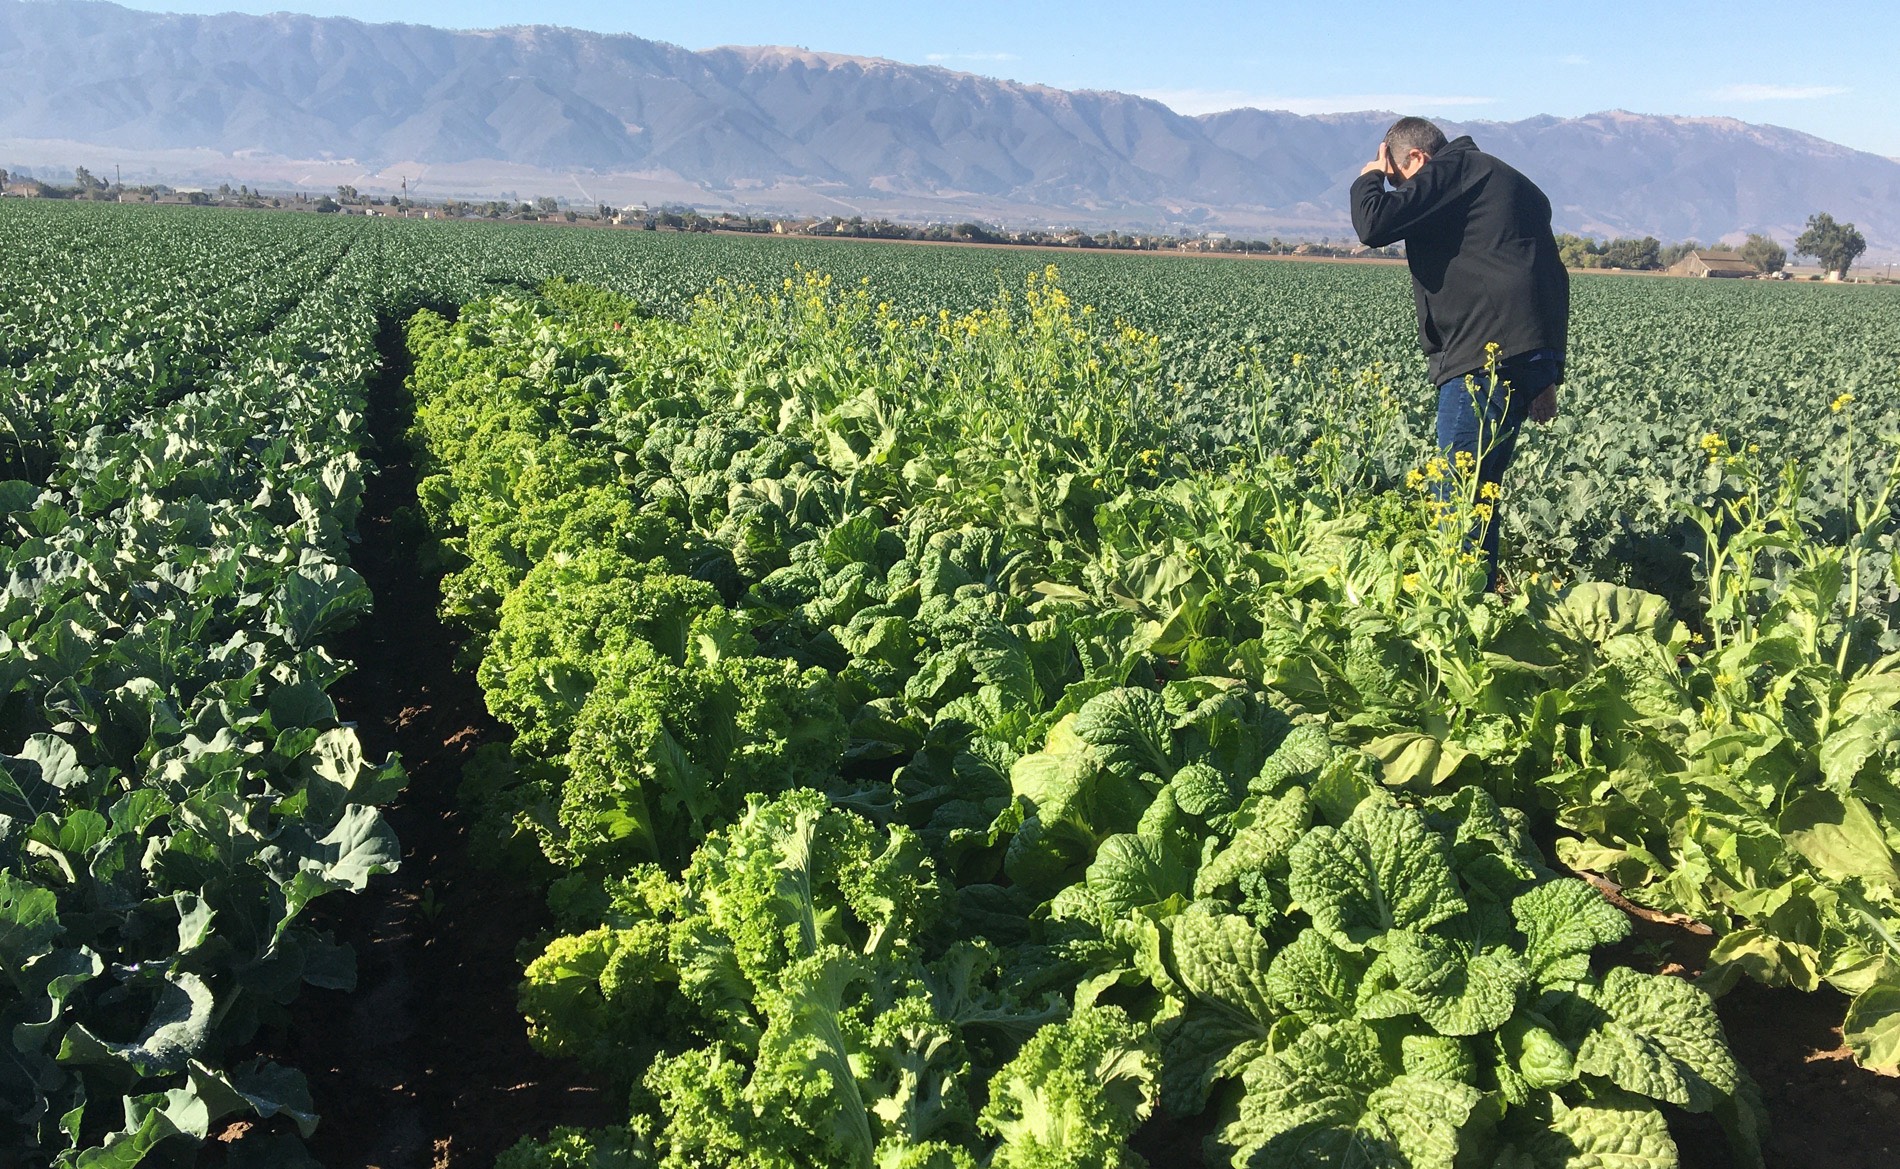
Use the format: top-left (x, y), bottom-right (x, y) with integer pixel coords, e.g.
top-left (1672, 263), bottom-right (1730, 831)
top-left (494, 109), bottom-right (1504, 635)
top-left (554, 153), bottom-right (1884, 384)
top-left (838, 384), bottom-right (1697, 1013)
top-left (227, 315), bottom-right (614, 1168)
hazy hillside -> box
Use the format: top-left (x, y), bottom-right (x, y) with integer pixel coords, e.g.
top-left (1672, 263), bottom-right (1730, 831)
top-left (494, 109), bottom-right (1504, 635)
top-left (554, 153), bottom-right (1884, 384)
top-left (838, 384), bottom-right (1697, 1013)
top-left (4, 0), bottom-right (1898, 244)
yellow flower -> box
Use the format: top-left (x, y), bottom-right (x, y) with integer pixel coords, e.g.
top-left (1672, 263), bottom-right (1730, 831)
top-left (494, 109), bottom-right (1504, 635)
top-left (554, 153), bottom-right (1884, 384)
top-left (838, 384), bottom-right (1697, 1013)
top-left (1406, 469), bottom-right (1427, 491)
top-left (1402, 572), bottom-right (1419, 592)
top-left (1453, 450), bottom-right (1476, 474)
top-left (1746, 443), bottom-right (1759, 454)
top-left (1472, 502), bottom-right (1494, 522)
top-left (1689, 631), bottom-right (1706, 645)
top-left (1832, 392), bottom-right (1855, 413)
top-left (1291, 353), bottom-right (1306, 368)
top-left (1478, 481), bottom-right (1502, 501)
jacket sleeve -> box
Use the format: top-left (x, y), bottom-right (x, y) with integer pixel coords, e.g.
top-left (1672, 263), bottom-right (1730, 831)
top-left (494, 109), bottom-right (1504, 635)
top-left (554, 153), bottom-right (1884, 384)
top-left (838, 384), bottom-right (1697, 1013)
top-left (1350, 161), bottom-right (1460, 247)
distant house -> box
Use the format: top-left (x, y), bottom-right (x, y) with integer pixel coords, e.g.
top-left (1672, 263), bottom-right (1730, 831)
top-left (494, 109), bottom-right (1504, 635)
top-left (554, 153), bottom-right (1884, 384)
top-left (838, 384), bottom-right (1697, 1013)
top-left (1667, 250), bottom-right (1756, 278)
top-left (3, 180), bottom-right (50, 198)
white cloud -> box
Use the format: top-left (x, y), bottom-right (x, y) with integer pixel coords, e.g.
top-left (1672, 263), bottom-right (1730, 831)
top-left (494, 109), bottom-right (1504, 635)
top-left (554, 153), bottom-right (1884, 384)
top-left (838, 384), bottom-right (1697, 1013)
top-left (1560, 53), bottom-right (1590, 67)
top-left (1137, 89), bottom-right (1496, 116)
top-left (925, 51), bottom-right (1019, 63)
top-left (1710, 83), bottom-right (1849, 101)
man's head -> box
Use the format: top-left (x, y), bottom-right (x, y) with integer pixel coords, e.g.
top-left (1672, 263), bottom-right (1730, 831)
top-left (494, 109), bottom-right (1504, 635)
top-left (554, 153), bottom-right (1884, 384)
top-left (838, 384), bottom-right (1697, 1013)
top-left (1383, 117), bottom-right (1448, 182)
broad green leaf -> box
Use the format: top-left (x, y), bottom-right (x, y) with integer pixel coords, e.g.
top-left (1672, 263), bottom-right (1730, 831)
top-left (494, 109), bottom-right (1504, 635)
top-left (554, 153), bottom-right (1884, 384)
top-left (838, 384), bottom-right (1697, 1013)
top-left (1223, 1020), bottom-right (1480, 1169)
top-left (1357, 1075), bottom-right (1485, 1169)
top-left (0, 870), bottom-right (61, 971)
top-left (1843, 979), bottom-right (1900, 1072)
top-left (1836, 672), bottom-right (1900, 724)
top-left (1576, 968), bottom-right (1738, 1112)
top-left (1818, 712), bottom-right (1900, 790)
top-left (19, 734), bottom-right (88, 791)
top-left (1780, 790), bottom-right (1900, 889)
top-left (1551, 583), bottom-right (1674, 644)
top-left (1169, 912), bottom-right (1278, 1024)
top-left (1363, 732), bottom-right (1472, 793)
top-left (59, 972), bottom-right (216, 1076)
top-left (1356, 930), bottom-right (1528, 1037)
top-left (1086, 831), bottom-right (1195, 916)
top-left (1266, 930), bottom-right (1363, 1024)
top-left (1513, 880), bottom-right (1631, 986)
top-left (1707, 927), bottom-right (1822, 993)
top-left (1287, 794), bottom-right (1465, 950)
top-left (306, 804), bottom-right (402, 891)
top-left (271, 564), bottom-right (371, 649)
top-left (190, 1059), bottom-right (321, 1139)
top-left (1194, 787), bottom-right (1310, 900)
top-left (1521, 1098), bottom-right (1677, 1169)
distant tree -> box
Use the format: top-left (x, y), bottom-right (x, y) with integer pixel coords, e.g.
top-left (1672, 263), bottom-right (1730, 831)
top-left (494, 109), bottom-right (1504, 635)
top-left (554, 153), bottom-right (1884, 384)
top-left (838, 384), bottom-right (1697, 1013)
top-left (74, 165), bottom-right (101, 190)
top-left (1794, 213), bottom-right (1866, 279)
top-left (335, 184), bottom-right (358, 202)
top-left (536, 196), bottom-right (559, 213)
top-left (1602, 236), bottom-right (1662, 270)
top-left (313, 195), bottom-right (339, 213)
top-left (0, 168), bottom-right (8, 188)
top-left (1739, 233), bottom-right (1787, 274)
top-left (1555, 233), bottom-right (1602, 268)
top-left (1658, 239), bottom-right (1700, 269)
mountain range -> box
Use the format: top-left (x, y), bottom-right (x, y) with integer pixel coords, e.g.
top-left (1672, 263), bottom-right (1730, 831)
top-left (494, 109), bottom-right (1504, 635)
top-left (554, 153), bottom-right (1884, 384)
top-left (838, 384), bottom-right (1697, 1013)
top-left (4, 0), bottom-right (1899, 247)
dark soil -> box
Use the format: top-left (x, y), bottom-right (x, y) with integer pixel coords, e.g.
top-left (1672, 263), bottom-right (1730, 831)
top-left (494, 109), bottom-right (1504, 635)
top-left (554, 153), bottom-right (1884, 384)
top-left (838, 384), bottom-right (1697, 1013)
top-left (228, 318), bottom-right (614, 1167)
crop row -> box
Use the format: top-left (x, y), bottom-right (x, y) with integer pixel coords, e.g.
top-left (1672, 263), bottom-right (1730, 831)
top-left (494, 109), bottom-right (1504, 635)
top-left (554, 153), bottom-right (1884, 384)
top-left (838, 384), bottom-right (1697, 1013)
top-left (0, 206), bottom-right (406, 1164)
top-left (399, 275), bottom-right (1880, 1168)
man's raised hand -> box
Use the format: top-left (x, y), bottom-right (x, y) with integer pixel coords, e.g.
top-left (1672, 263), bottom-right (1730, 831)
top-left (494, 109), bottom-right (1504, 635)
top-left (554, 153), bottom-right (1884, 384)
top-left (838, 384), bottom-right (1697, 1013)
top-left (1360, 141), bottom-right (1392, 178)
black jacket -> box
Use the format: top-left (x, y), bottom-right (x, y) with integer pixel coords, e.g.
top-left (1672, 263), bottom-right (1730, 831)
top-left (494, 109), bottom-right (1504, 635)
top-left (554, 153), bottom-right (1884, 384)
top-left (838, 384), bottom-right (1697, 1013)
top-left (1351, 137), bottom-right (1569, 386)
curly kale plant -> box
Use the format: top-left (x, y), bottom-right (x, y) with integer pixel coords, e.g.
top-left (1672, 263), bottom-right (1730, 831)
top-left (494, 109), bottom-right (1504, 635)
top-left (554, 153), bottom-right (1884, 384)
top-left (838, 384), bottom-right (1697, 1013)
top-left (516, 790), bottom-right (1148, 1169)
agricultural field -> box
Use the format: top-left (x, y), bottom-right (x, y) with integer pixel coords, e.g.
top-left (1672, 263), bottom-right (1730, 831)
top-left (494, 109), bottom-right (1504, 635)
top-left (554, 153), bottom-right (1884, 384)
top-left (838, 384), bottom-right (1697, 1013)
top-left (2, 199), bottom-right (1899, 1168)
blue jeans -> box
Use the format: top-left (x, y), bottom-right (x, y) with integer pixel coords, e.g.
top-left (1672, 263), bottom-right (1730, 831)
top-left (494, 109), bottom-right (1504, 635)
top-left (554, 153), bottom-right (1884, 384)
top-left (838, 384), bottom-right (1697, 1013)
top-left (1434, 349), bottom-right (1560, 589)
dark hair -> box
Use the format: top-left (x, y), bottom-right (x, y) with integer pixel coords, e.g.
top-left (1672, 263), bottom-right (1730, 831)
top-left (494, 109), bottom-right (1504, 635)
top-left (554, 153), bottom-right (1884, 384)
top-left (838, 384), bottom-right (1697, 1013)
top-left (1384, 117), bottom-right (1448, 161)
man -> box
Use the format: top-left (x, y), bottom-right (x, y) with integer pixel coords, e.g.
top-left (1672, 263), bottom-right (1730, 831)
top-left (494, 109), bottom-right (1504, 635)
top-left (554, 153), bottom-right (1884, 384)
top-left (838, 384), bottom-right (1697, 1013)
top-left (1350, 117), bottom-right (1569, 591)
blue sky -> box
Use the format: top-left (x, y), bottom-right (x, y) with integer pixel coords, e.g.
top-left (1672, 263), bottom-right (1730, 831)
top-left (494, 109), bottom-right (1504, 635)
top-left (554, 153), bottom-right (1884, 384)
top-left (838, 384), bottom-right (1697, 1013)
top-left (112, 0), bottom-right (1900, 157)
